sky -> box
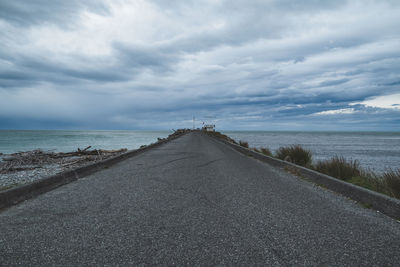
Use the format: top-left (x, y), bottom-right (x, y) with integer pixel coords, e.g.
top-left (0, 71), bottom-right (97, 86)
top-left (0, 0), bottom-right (399, 131)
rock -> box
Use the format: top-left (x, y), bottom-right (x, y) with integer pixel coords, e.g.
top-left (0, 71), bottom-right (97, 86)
top-left (2, 156), bottom-right (16, 161)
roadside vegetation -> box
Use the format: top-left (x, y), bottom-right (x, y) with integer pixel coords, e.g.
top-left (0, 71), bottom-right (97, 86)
top-left (314, 157), bottom-right (400, 200)
top-left (382, 169), bottom-right (400, 199)
top-left (275, 145), bottom-right (312, 167)
top-left (239, 141), bottom-right (249, 148)
top-left (314, 156), bottom-right (361, 180)
top-left (206, 131), bottom-right (237, 144)
top-left (207, 130), bottom-right (400, 200)
top-left (259, 147), bottom-right (272, 157)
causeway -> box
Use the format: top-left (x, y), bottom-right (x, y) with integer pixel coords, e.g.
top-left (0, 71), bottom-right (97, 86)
top-left (1, 132), bottom-right (399, 265)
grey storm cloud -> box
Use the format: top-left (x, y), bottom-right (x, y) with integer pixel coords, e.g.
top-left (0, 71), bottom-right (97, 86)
top-left (0, 0), bottom-right (109, 26)
top-left (0, 0), bottom-right (399, 130)
top-left (113, 42), bottom-right (180, 73)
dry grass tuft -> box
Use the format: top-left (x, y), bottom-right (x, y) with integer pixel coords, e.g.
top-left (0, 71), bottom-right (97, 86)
top-left (315, 156), bottom-right (361, 181)
top-left (382, 169), bottom-right (400, 199)
top-left (239, 140), bottom-right (249, 148)
top-left (260, 147), bottom-right (272, 157)
top-left (276, 145), bottom-right (312, 167)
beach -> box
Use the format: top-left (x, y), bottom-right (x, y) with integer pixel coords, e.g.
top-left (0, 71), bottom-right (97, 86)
top-left (0, 130), bottom-right (185, 190)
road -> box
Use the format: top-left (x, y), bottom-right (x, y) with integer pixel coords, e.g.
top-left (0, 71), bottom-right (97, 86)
top-left (1, 132), bottom-right (399, 266)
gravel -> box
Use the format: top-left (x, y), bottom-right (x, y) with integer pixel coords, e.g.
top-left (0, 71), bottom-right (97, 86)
top-left (0, 151), bottom-right (126, 190)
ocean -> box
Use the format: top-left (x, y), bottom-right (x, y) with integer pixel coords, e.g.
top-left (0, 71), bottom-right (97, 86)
top-left (0, 130), bottom-right (399, 173)
top-left (223, 131), bottom-right (400, 174)
top-left (0, 130), bottom-right (171, 154)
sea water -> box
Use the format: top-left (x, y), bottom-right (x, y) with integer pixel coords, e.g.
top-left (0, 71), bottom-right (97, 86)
top-left (0, 130), bottom-right (399, 173)
top-left (223, 131), bottom-right (400, 174)
top-left (0, 130), bottom-right (171, 154)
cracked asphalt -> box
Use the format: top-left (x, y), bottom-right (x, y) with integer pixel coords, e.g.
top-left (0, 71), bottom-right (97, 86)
top-left (1, 132), bottom-right (400, 266)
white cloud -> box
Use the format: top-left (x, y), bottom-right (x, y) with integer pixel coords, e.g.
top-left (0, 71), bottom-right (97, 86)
top-left (313, 108), bottom-right (356, 115)
top-left (351, 93), bottom-right (400, 110)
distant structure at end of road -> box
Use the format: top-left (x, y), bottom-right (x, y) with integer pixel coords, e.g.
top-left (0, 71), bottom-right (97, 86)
top-left (202, 124), bottom-right (215, 132)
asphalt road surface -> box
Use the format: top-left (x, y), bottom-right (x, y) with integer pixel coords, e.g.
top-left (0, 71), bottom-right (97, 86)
top-left (1, 132), bottom-right (399, 266)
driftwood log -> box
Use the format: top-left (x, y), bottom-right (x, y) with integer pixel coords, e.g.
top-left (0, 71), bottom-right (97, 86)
top-left (0, 148), bottom-right (127, 174)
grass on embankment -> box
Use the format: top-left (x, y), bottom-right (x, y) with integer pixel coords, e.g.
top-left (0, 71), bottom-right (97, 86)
top-left (275, 145), bottom-right (312, 168)
top-left (314, 156), bottom-right (361, 180)
top-left (206, 130), bottom-right (400, 200)
top-left (314, 157), bottom-right (400, 200)
top-left (206, 131), bottom-right (238, 144)
top-left (276, 146), bottom-right (400, 200)
top-left (239, 140), bottom-right (249, 148)
top-left (274, 146), bottom-right (400, 200)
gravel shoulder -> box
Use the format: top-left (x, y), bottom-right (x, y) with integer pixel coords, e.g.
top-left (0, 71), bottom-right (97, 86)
top-left (0, 149), bottom-right (127, 190)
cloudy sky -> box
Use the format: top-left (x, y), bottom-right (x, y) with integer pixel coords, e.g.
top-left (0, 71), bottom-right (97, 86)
top-left (0, 0), bottom-right (399, 131)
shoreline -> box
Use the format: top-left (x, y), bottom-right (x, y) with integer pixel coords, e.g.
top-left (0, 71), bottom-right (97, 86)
top-left (0, 148), bottom-right (128, 191)
top-left (0, 129), bottom-right (189, 191)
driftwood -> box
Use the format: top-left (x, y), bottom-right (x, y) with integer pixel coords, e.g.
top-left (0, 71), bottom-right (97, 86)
top-left (0, 130), bottom-right (188, 176)
top-left (50, 148), bottom-right (127, 158)
top-left (77, 146), bottom-right (91, 152)
top-left (0, 148), bottom-right (127, 174)
top-left (1, 130), bottom-right (190, 177)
